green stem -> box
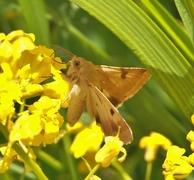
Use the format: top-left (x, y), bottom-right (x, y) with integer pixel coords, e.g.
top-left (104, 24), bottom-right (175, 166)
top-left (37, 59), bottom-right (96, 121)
top-left (84, 164), bottom-right (100, 180)
top-left (36, 150), bottom-right (64, 171)
top-left (19, 169), bottom-right (25, 180)
top-left (12, 142), bottom-right (48, 180)
top-left (112, 160), bottom-right (133, 180)
top-left (145, 162), bottom-right (152, 180)
top-left (81, 157), bottom-right (92, 172)
top-left (0, 172), bottom-right (10, 180)
top-left (62, 133), bottom-right (79, 180)
top-left (0, 121), bottom-right (9, 141)
top-left (19, 99), bottom-right (26, 113)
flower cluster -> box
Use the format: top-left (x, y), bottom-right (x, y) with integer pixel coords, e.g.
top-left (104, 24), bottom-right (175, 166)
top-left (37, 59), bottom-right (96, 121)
top-left (69, 122), bottom-right (128, 178)
top-left (162, 115), bottom-right (194, 180)
top-left (139, 132), bottom-right (172, 162)
top-left (0, 30), bottom-right (68, 172)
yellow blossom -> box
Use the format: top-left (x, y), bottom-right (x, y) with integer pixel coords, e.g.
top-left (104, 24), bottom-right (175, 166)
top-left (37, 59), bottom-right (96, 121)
top-left (162, 145), bottom-right (194, 180)
top-left (16, 46), bottom-right (65, 84)
top-left (28, 96), bottom-right (64, 147)
top-left (67, 122), bottom-right (97, 173)
top-left (42, 65), bottom-right (69, 108)
top-left (23, 84), bottom-right (44, 98)
top-left (0, 30), bottom-right (67, 114)
top-left (0, 30), bottom-right (35, 69)
top-left (191, 114), bottom-right (194, 125)
top-left (0, 69), bottom-right (22, 129)
top-left (0, 30), bottom-right (68, 173)
top-left (0, 63), bottom-right (22, 102)
top-left (186, 130), bottom-right (194, 151)
top-left (9, 113), bottom-right (42, 144)
top-left (139, 132), bottom-right (172, 162)
top-left (186, 115), bottom-right (194, 151)
top-left (70, 122), bottom-right (104, 158)
top-left (0, 92), bottom-right (16, 124)
top-left (95, 133), bottom-right (126, 168)
top-left (188, 153), bottom-right (194, 166)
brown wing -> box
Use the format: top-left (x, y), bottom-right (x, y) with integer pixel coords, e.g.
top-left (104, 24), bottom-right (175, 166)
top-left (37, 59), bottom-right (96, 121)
top-left (85, 80), bottom-right (133, 145)
top-left (95, 65), bottom-right (151, 107)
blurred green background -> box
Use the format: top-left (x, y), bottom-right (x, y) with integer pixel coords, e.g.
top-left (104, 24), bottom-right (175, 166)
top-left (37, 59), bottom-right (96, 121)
top-left (0, 0), bottom-right (194, 179)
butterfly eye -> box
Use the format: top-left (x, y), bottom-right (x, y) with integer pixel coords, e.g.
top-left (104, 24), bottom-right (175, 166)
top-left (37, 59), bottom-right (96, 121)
top-left (74, 60), bottom-right (81, 67)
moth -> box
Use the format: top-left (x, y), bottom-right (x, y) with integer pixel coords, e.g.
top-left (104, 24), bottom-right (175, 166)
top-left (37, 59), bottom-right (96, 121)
top-left (62, 51), bottom-right (151, 145)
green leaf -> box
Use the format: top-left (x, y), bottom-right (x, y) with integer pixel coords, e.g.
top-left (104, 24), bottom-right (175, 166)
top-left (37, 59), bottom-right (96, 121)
top-left (70, 0), bottom-right (194, 119)
top-left (175, 0), bottom-right (194, 45)
top-left (124, 86), bottom-right (188, 146)
top-left (141, 0), bottom-right (194, 66)
top-left (18, 0), bottom-right (50, 45)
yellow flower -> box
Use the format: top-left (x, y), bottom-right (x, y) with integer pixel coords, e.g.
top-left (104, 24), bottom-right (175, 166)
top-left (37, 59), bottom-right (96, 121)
top-left (28, 96), bottom-right (64, 147)
top-left (0, 30), bottom-right (67, 117)
top-left (0, 30), bottom-right (67, 101)
top-left (95, 132), bottom-right (126, 168)
top-left (7, 96), bottom-right (64, 147)
top-left (70, 122), bottom-right (104, 158)
top-left (0, 30), bottom-right (68, 173)
top-left (186, 115), bottom-right (194, 151)
top-left (188, 153), bottom-right (194, 166)
top-left (42, 65), bottom-right (69, 108)
top-left (191, 114), bottom-right (194, 125)
top-left (139, 132), bottom-right (172, 162)
top-left (162, 145), bottom-right (194, 180)
top-left (17, 46), bottom-right (66, 84)
top-left (0, 30), bottom-right (35, 70)
top-left (0, 63), bottom-right (22, 123)
top-left (186, 130), bottom-right (194, 151)
top-left (9, 113), bottom-right (42, 144)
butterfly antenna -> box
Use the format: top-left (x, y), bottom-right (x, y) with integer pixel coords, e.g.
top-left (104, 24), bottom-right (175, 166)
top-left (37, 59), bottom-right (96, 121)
top-left (51, 45), bottom-right (75, 58)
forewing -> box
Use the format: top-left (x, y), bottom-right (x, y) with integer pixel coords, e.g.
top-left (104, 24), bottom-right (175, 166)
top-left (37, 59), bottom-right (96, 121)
top-left (96, 66), bottom-right (151, 107)
top-left (85, 80), bottom-right (133, 144)
top-left (67, 83), bottom-right (87, 126)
